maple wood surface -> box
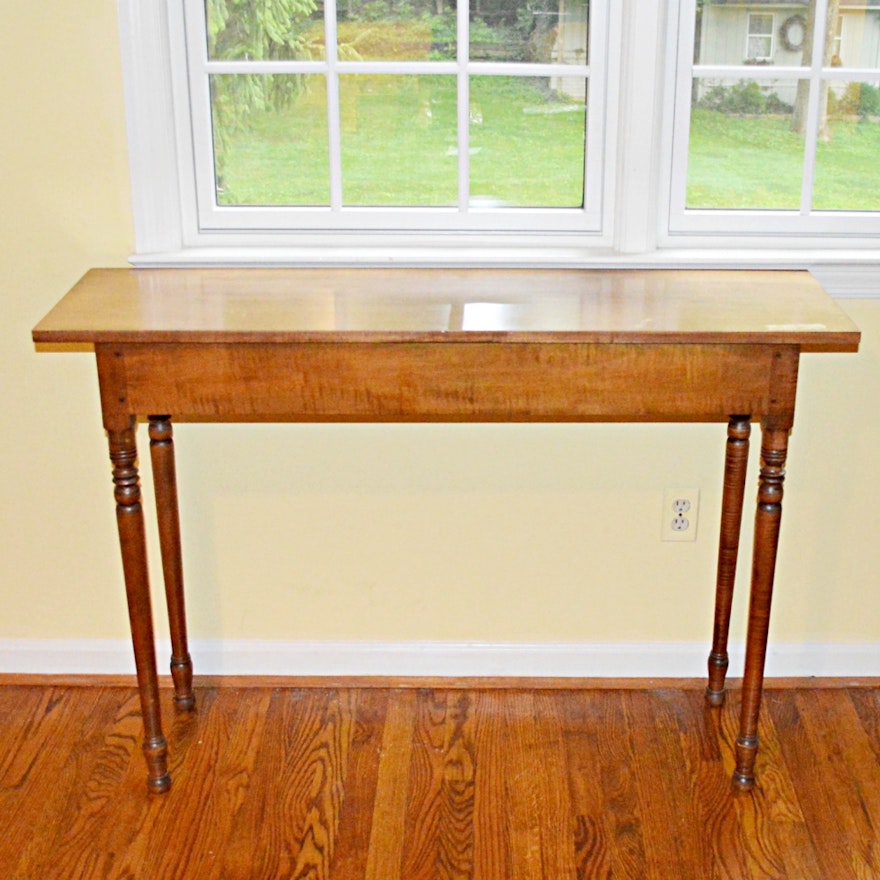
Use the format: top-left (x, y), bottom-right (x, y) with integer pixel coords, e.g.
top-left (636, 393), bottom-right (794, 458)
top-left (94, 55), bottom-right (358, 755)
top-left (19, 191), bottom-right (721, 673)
top-left (33, 267), bottom-right (860, 349)
top-left (2, 682), bottom-right (879, 880)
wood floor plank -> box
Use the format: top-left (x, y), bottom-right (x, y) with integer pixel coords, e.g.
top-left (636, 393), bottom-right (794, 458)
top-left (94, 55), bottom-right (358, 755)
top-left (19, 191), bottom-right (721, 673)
top-left (222, 688), bottom-right (354, 880)
top-left (625, 689), bottom-right (711, 880)
top-left (364, 689), bottom-right (417, 880)
top-left (584, 689), bottom-right (650, 879)
top-left (399, 689), bottom-right (448, 880)
top-left (672, 692), bottom-right (746, 880)
top-left (471, 690), bottom-right (510, 880)
top-left (328, 688), bottom-right (389, 880)
top-left (437, 690), bottom-right (477, 880)
top-left (530, 692), bottom-right (579, 880)
top-left (495, 690), bottom-right (578, 880)
top-left (396, 689), bottom-right (479, 880)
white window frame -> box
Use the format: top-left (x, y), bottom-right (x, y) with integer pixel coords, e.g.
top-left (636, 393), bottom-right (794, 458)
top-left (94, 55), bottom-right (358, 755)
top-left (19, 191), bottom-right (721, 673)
top-left (185, 0), bottom-right (604, 236)
top-left (117, 0), bottom-right (880, 288)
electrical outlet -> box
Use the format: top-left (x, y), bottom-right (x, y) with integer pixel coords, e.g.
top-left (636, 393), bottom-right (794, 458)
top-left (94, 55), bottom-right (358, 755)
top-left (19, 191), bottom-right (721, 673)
top-left (662, 488), bottom-right (700, 542)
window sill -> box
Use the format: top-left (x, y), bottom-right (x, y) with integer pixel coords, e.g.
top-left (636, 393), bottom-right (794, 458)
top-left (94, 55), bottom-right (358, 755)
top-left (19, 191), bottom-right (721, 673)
top-left (128, 246), bottom-right (880, 297)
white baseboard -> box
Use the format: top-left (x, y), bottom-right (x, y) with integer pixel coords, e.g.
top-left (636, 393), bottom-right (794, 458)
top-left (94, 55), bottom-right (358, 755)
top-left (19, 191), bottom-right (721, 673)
top-left (1, 638), bottom-right (879, 678)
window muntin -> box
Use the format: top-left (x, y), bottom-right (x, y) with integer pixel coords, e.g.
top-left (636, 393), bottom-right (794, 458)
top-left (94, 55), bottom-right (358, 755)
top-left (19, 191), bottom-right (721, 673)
top-left (186, 0), bottom-right (602, 232)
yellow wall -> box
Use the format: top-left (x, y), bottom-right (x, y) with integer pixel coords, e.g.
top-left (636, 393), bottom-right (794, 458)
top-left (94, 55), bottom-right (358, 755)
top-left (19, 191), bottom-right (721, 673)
top-left (2, 4), bottom-right (878, 655)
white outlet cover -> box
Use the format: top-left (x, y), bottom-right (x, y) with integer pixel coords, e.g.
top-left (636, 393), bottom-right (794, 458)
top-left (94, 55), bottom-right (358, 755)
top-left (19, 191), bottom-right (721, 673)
top-left (662, 488), bottom-right (700, 542)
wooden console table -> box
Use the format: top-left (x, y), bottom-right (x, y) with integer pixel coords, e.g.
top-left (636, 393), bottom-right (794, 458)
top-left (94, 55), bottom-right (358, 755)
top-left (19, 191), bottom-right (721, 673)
top-left (33, 267), bottom-right (860, 794)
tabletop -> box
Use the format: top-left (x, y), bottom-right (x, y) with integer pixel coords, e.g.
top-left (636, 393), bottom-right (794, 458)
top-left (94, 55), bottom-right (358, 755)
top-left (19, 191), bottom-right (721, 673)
top-left (32, 268), bottom-right (861, 351)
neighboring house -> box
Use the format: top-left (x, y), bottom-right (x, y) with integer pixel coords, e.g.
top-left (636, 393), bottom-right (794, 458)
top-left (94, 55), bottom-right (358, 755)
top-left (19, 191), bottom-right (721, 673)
top-left (549, 0), bottom-right (880, 104)
top-left (698, 0), bottom-right (880, 67)
top-left (697, 1), bottom-right (880, 98)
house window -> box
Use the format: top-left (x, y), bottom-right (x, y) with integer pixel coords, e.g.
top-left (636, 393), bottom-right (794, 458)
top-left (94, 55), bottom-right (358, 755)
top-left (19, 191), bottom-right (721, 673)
top-left (746, 12), bottom-right (773, 62)
top-left (665, 0), bottom-right (880, 241)
top-left (181, 0), bottom-right (604, 236)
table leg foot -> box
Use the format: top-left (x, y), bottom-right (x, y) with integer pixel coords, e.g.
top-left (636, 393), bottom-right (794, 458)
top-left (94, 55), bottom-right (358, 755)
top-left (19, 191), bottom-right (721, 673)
top-left (732, 734), bottom-right (759, 790)
top-left (171, 654), bottom-right (195, 711)
top-left (144, 735), bottom-right (172, 793)
top-left (706, 650), bottom-right (730, 706)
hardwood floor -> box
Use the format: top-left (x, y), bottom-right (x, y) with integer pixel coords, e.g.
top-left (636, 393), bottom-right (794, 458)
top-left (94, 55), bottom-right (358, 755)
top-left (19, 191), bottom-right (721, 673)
top-left (1, 679), bottom-right (878, 879)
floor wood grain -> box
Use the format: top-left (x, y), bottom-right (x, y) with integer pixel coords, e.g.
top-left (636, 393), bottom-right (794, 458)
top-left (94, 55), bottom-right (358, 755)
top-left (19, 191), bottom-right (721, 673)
top-left (0, 681), bottom-right (878, 879)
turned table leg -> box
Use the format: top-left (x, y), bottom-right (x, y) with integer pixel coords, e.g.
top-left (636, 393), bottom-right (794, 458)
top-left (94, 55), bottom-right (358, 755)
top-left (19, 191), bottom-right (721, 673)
top-left (732, 420), bottom-right (790, 790)
top-left (149, 416), bottom-right (195, 711)
top-left (108, 420), bottom-right (171, 793)
top-left (706, 415), bottom-right (751, 706)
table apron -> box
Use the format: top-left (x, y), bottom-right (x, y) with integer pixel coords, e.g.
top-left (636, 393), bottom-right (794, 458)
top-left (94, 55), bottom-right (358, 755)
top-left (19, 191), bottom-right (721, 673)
top-left (99, 342), bottom-right (798, 423)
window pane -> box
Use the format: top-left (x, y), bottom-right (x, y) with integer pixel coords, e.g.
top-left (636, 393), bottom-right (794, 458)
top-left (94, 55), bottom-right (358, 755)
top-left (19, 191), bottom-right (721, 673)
top-left (339, 75), bottom-right (457, 206)
top-left (813, 80), bottom-right (880, 210)
top-left (337, 0), bottom-right (445, 61)
top-left (687, 78), bottom-right (804, 209)
top-left (695, 1), bottom-right (815, 67)
top-left (469, 76), bottom-right (586, 207)
top-left (210, 74), bottom-right (330, 205)
top-left (469, 0), bottom-right (588, 64)
top-left (205, 0), bottom-right (325, 61)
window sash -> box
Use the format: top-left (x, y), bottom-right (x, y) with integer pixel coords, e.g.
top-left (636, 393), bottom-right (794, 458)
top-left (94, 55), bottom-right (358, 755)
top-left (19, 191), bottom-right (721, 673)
top-left (180, 0), bottom-right (609, 236)
top-left (663, 0), bottom-right (880, 241)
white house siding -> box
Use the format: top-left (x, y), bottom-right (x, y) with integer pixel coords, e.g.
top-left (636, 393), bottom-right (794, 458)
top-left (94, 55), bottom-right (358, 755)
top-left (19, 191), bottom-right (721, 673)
top-left (698, 3), bottom-right (880, 105)
top-left (699, 5), bottom-right (809, 64)
top-left (840, 6), bottom-right (880, 72)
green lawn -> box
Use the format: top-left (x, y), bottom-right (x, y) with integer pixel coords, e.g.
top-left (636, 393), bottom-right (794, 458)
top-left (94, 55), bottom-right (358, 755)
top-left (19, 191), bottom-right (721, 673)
top-left (688, 107), bottom-right (880, 211)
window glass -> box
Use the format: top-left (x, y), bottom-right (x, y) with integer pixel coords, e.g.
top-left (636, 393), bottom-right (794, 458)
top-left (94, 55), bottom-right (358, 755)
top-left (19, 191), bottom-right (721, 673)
top-left (337, 3), bottom-right (438, 62)
top-left (687, 77), bottom-right (803, 210)
top-left (206, 0), bottom-right (325, 60)
top-left (211, 74), bottom-right (331, 206)
top-left (813, 80), bottom-right (880, 211)
top-left (835, 3), bottom-right (880, 69)
top-left (468, 0), bottom-right (588, 64)
top-left (339, 75), bottom-right (457, 206)
top-left (746, 12), bottom-right (773, 62)
top-left (469, 76), bottom-right (586, 207)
